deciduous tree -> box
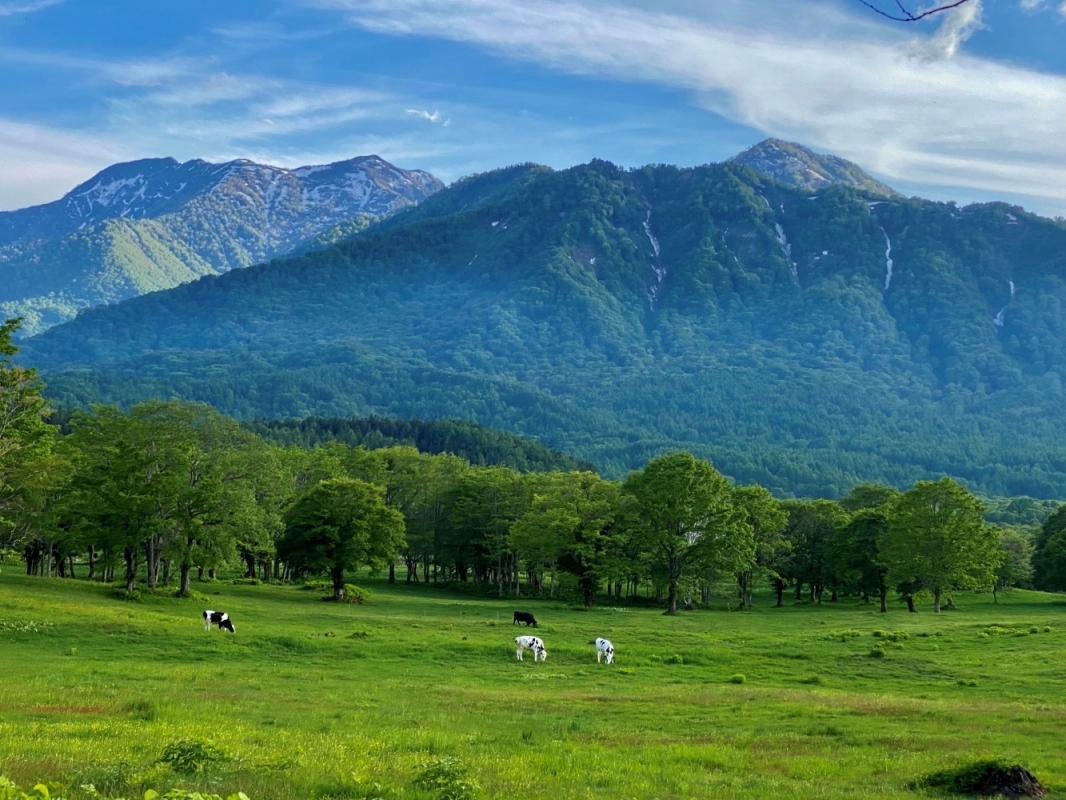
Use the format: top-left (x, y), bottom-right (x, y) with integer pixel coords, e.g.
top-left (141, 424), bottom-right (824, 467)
top-left (880, 478), bottom-right (1001, 613)
top-left (624, 452), bottom-right (752, 614)
top-left (280, 477), bottom-right (405, 600)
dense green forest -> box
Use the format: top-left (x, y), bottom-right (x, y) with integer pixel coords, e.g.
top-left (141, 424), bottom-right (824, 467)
top-left (7, 320), bottom-right (1066, 611)
top-left (247, 415), bottom-right (594, 473)
top-left (20, 158), bottom-right (1066, 497)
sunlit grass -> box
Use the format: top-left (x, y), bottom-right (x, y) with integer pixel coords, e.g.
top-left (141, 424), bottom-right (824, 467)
top-left (1, 570), bottom-right (1064, 798)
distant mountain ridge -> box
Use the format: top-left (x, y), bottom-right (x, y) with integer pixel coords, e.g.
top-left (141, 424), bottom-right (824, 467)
top-left (0, 155), bottom-right (442, 334)
top-left (23, 155), bottom-right (1066, 498)
top-left (731, 139), bottom-right (898, 197)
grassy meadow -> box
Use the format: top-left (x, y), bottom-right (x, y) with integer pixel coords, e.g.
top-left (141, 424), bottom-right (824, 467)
top-left (1, 569), bottom-right (1064, 799)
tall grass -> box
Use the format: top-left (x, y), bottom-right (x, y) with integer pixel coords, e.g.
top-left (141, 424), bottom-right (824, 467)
top-left (1, 571), bottom-right (1063, 798)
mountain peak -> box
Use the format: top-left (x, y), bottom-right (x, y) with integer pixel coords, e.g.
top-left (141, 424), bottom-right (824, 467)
top-left (0, 153), bottom-right (444, 334)
top-left (730, 139), bottom-right (898, 197)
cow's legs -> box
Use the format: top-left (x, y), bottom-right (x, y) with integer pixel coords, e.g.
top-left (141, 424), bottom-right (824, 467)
top-left (516, 647), bottom-right (523, 661)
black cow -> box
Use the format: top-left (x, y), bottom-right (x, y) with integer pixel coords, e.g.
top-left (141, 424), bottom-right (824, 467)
top-left (513, 611), bottom-right (537, 627)
top-left (203, 610), bottom-right (235, 633)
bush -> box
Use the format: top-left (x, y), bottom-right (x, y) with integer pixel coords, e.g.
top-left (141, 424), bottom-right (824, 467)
top-left (158, 740), bottom-right (228, 775)
top-left (873, 630), bottom-right (909, 642)
top-left (341, 585), bottom-right (372, 605)
top-left (412, 758), bottom-right (479, 800)
top-left (824, 629), bottom-right (862, 642)
top-left (728, 674), bottom-right (746, 684)
top-left (869, 645), bottom-right (887, 659)
top-left (665, 654), bottom-right (684, 665)
top-left (230, 578), bottom-right (261, 586)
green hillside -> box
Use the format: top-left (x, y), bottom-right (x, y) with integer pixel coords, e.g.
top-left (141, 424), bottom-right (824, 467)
top-left (20, 158), bottom-right (1066, 497)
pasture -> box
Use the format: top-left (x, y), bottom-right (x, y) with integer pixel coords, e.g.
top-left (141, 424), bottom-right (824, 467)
top-left (0, 571), bottom-right (1064, 799)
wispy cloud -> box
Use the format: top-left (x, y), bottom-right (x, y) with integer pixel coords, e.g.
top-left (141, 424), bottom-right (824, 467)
top-left (406, 108), bottom-right (451, 126)
top-left (307, 0), bottom-right (1066, 212)
top-left (0, 119), bottom-right (123, 209)
top-left (912, 0), bottom-right (985, 60)
top-left (0, 0), bottom-right (64, 16)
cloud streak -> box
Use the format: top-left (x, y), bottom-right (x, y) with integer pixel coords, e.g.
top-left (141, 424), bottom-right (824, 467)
top-left (0, 0), bottom-right (63, 16)
top-left (309, 0), bottom-right (1066, 213)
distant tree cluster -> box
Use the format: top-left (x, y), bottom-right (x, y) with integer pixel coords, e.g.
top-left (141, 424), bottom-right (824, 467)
top-left (1, 318), bottom-right (1053, 611)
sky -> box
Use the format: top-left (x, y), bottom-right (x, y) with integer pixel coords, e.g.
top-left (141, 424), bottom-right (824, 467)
top-left (0, 0), bottom-right (1064, 215)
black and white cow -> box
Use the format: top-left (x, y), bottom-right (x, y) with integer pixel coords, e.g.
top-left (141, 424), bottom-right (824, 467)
top-left (589, 637), bottom-right (614, 664)
top-left (515, 635), bottom-right (547, 662)
top-left (203, 610), bottom-right (235, 633)
top-left (513, 611), bottom-right (538, 627)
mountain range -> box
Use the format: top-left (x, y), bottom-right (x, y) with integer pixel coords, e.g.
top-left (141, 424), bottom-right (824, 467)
top-left (0, 155), bottom-right (443, 334)
top-left (20, 144), bottom-right (1066, 499)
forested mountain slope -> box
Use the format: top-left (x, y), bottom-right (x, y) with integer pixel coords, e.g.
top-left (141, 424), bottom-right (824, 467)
top-left (21, 157), bottom-right (1066, 497)
top-left (0, 155), bottom-right (442, 334)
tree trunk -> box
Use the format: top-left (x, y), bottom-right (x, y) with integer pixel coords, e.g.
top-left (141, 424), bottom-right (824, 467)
top-left (389, 563), bottom-right (395, 584)
top-left (244, 552), bottom-right (256, 578)
top-left (905, 595), bottom-right (916, 613)
top-left (163, 559), bottom-right (172, 586)
top-left (667, 579), bottom-right (678, 614)
top-left (933, 588), bottom-right (942, 614)
top-left (774, 579), bottom-right (784, 607)
top-left (795, 581), bottom-right (802, 600)
top-left (87, 545), bottom-right (96, 581)
top-left (332, 567), bottom-right (346, 601)
top-left (263, 559), bottom-right (273, 583)
top-left (68, 554), bottom-right (76, 579)
top-left (146, 537), bottom-right (158, 590)
top-left (879, 585), bottom-right (888, 613)
top-left (124, 547), bottom-right (137, 592)
top-left (180, 562), bottom-right (192, 597)
top-left (992, 586), bottom-right (998, 604)
top-left (208, 568), bottom-right (216, 580)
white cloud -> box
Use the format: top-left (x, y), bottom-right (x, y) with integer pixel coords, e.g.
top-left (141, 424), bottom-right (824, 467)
top-left (405, 108), bottom-right (451, 126)
top-left (0, 120), bottom-right (124, 210)
top-left (912, 0), bottom-right (985, 60)
top-left (307, 0), bottom-right (1066, 214)
top-left (0, 0), bottom-right (63, 16)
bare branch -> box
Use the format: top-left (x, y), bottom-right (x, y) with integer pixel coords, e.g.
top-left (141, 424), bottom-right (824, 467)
top-left (854, 0), bottom-right (972, 21)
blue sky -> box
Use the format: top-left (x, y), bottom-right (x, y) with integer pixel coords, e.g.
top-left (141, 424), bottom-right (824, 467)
top-left (1, 0), bottom-right (1064, 215)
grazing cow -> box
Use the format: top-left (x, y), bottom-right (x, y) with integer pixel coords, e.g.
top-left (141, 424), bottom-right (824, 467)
top-left (203, 610), bottom-right (235, 633)
top-left (513, 611), bottom-right (538, 627)
top-left (515, 635), bottom-right (547, 662)
top-left (589, 637), bottom-right (614, 664)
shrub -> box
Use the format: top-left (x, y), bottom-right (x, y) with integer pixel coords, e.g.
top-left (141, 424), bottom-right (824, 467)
top-left (872, 630), bottom-right (909, 642)
top-left (158, 740), bottom-right (228, 775)
top-left (665, 654), bottom-right (684, 665)
top-left (728, 674), bottom-right (746, 684)
top-left (824, 629), bottom-right (862, 642)
top-left (957, 678), bottom-right (978, 687)
top-left (412, 757), bottom-right (479, 800)
top-left (230, 578), bottom-right (261, 586)
top-left (341, 585), bottom-right (372, 605)
top-left (869, 645), bottom-right (887, 659)
top-left (800, 675), bottom-right (824, 685)
top-left (648, 655), bottom-right (663, 664)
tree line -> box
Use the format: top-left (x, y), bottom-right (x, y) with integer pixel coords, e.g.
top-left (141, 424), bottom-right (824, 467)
top-left (2, 318), bottom-right (1062, 611)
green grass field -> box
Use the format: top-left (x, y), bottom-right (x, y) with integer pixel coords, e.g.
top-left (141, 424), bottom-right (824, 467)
top-left (1, 570), bottom-right (1064, 799)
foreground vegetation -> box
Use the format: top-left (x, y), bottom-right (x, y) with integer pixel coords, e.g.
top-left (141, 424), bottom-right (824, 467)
top-left (1, 571), bottom-right (1064, 799)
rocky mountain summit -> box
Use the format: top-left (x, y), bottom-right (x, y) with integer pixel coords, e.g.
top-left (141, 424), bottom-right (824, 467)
top-left (0, 155), bottom-right (442, 333)
top-left (731, 139), bottom-right (898, 197)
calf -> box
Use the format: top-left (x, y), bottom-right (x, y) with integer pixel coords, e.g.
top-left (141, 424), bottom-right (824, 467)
top-left (589, 637), bottom-right (614, 664)
top-left (513, 611), bottom-right (538, 627)
top-left (203, 610), bottom-right (235, 633)
top-left (515, 635), bottom-right (547, 662)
